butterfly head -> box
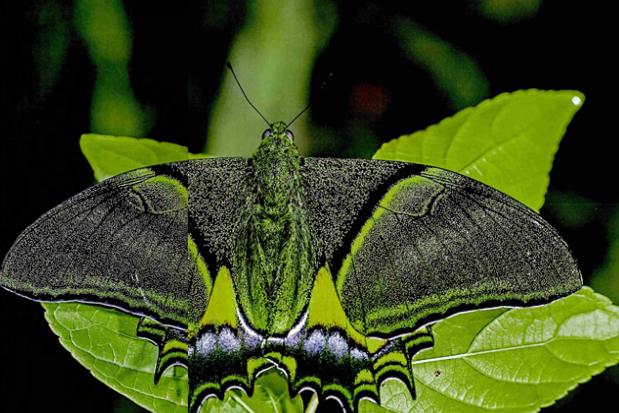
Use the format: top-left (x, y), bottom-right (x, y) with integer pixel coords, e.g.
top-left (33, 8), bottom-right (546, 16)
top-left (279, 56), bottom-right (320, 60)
top-left (261, 121), bottom-right (295, 145)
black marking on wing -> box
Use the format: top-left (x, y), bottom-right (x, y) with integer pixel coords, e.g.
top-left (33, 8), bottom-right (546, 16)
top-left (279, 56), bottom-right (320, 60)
top-left (186, 158), bottom-right (251, 280)
top-left (301, 158), bottom-right (425, 272)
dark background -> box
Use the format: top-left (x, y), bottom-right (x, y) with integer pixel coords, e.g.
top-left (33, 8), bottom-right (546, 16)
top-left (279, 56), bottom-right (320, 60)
top-left (1, 1), bottom-right (618, 411)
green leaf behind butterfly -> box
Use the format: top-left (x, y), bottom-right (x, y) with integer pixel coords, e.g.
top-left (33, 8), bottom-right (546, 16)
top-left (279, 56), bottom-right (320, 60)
top-left (373, 89), bottom-right (584, 211)
top-left (80, 133), bottom-right (199, 181)
top-left (364, 287), bottom-right (619, 413)
top-left (42, 90), bottom-right (619, 413)
top-left (43, 302), bottom-right (188, 412)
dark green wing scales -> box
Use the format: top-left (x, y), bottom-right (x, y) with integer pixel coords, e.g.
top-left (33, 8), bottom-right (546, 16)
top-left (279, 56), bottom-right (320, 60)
top-left (186, 158), bottom-right (251, 273)
top-left (0, 163), bottom-right (205, 328)
top-left (301, 159), bottom-right (582, 337)
top-left (301, 157), bottom-right (423, 266)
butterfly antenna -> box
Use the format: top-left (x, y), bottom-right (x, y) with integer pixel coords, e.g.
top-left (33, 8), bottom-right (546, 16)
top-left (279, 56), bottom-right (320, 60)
top-left (286, 72), bottom-right (334, 128)
top-left (226, 62), bottom-right (270, 126)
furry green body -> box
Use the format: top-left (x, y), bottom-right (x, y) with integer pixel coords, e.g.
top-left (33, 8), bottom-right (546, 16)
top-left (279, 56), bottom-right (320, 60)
top-left (233, 122), bottom-right (315, 335)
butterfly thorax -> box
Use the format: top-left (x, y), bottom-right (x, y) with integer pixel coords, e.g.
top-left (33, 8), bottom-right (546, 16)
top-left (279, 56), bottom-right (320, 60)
top-left (253, 123), bottom-right (302, 217)
top-left (233, 122), bottom-right (315, 336)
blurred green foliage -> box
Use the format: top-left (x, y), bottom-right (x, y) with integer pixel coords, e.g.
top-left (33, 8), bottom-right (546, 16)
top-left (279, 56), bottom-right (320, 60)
top-left (75, 0), bottom-right (148, 136)
top-left (206, 0), bottom-right (336, 156)
top-left (35, 0), bottom-right (70, 95)
top-left (476, 0), bottom-right (542, 22)
top-left (545, 191), bottom-right (598, 229)
top-left (393, 19), bottom-right (489, 110)
top-left (592, 210), bottom-right (619, 305)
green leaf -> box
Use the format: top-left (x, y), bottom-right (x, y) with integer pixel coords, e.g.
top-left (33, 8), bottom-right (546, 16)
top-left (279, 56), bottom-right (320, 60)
top-left (363, 288), bottom-right (619, 413)
top-left (80, 133), bottom-right (194, 181)
top-left (373, 89), bottom-right (584, 212)
top-left (43, 90), bottom-right (618, 413)
top-left (43, 302), bottom-right (188, 413)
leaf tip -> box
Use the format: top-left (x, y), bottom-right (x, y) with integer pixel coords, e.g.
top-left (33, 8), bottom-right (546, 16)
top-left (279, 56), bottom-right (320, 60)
top-left (570, 93), bottom-right (584, 107)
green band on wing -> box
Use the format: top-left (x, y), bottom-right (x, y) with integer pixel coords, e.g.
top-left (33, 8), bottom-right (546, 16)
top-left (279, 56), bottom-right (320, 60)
top-left (379, 175), bottom-right (441, 213)
top-left (363, 280), bottom-right (581, 335)
top-left (200, 266), bottom-right (238, 329)
top-left (308, 266), bottom-right (386, 354)
top-left (131, 175), bottom-right (188, 214)
top-left (336, 175), bottom-right (438, 297)
top-left (247, 357), bottom-right (273, 381)
top-left (11, 278), bottom-right (192, 327)
top-left (188, 234), bottom-right (211, 337)
top-left (336, 207), bottom-right (387, 295)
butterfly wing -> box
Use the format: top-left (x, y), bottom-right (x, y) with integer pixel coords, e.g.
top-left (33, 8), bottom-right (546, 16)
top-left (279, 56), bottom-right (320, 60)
top-left (0, 161), bottom-right (229, 328)
top-left (186, 157), bottom-right (251, 278)
top-left (301, 158), bottom-right (582, 337)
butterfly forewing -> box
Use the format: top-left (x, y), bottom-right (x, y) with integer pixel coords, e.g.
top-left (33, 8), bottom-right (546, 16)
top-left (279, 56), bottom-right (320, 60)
top-left (301, 159), bottom-right (582, 336)
top-left (0, 163), bottom-right (206, 328)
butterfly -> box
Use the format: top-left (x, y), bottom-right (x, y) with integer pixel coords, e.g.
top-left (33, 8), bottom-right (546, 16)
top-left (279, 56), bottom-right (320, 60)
top-left (0, 118), bottom-right (582, 412)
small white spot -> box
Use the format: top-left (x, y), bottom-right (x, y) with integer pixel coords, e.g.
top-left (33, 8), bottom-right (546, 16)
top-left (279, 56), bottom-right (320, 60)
top-left (327, 333), bottom-right (349, 359)
top-left (571, 95), bottom-right (582, 106)
top-left (303, 330), bottom-right (326, 355)
top-left (219, 328), bottom-right (241, 353)
top-left (197, 332), bottom-right (217, 356)
top-left (243, 332), bottom-right (262, 349)
top-left (351, 348), bottom-right (368, 361)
